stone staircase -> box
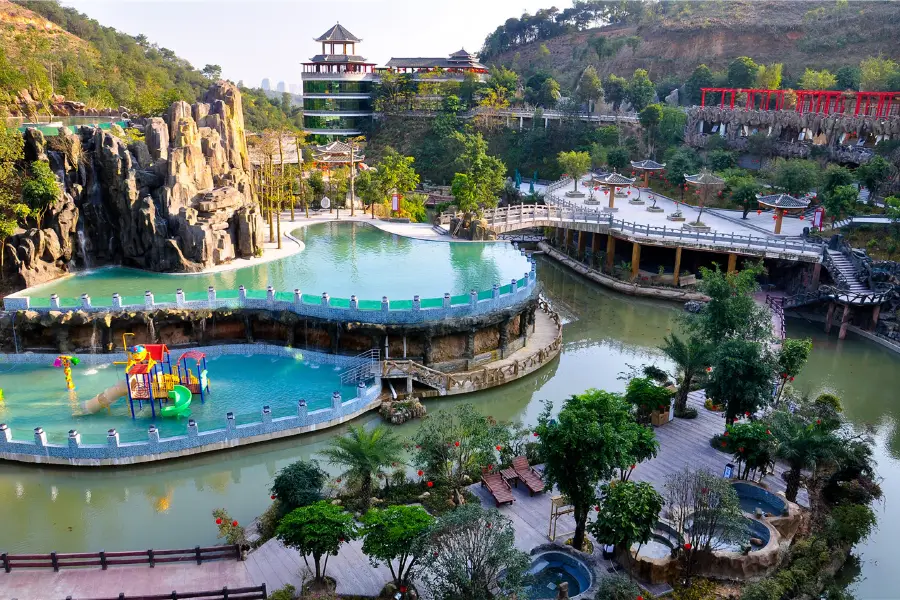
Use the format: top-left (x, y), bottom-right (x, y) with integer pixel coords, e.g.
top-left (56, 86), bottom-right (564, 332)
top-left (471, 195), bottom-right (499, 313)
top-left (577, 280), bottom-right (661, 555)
top-left (825, 248), bottom-right (871, 293)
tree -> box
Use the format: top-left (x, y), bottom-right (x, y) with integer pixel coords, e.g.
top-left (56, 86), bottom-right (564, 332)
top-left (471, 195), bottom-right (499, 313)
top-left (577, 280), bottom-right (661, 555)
top-left (774, 338), bottom-right (812, 403)
top-left (856, 155), bottom-right (892, 198)
top-left (536, 389), bottom-right (655, 551)
top-left (524, 73), bottom-right (560, 108)
top-left (821, 164), bottom-right (854, 197)
top-left (603, 74), bottom-right (628, 111)
top-left (685, 64), bottom-right (714, 106)
top-left (666, 148), bottom-right (700, 187)
top-left (727, 56), bottom-right (759, 88)
top-left (770, 159), bottom-right (820, 197)
top-left (450, 173), bottom-right (478, 213)
top-left (687, 262), bottom-right (772, 343)
top-left (754, 63), bottom-right (783, 90)
top-left (625, 68), bottom-right (655, 112)
top-left (638, 103), bottom-right (663, 157)
top-left (487, 66), bottom-right (518, 102)
top-left (420, 504), bottom-right (530, 600)
top-left (589, 480), bottom-right (663, 562)
top-left (719, 422), bottom-right (776, 480)
top-left (276, 501), bottom-right (358, 584)
top-left (706, 338), bottom-right (773, 424)
top-left (201, 64), bottom-right (222, 80)
top-left (557, 150), bottom-right (591, 192)
top-left (361, 505), bottom-right (434, 588)
top-left (660, 334), bottom-right (713, 414)
top-left (411, 403), bottom-right (509, 495)
top-left (577, 65), bottom-right (603, 111)
top-left (770, 411), bottom-right (844, 502)
top-left (22, 161), bottom-right (60, 229)
top-left (270, 459), bottom-right (327, 518)
top-left (706, 149), bottom-right (735, 172)
top-left (656, 106), bottom-right (686, 152)
top-left (823, 185), bottom-right (858, 223)
top-left (450, 131), bottom-right (506, 211)
top-left (320, 424), bottom-right (403, 512)
top-left (799, 68), bottom-right (837, 90)
top-left (859, 56), bottom-right (899, 91)
top-left (606, 147), bottom-right (629, 172)
top-left (624, 376), bottom-right (671, 425)
top-left (0, 125), bottom-right (25, 278)
top-left (665, 468), bottom-right (745, 580)
top-left (724, 175), bottom-right (760, 219)
top-left (886, 196), bottom-right (900, 222)
top-left (836, 66), bottom-right (861, 91)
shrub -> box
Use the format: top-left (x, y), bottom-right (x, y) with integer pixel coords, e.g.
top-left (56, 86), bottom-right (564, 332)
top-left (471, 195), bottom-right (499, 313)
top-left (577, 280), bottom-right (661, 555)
top-left (212, 508), bottom-right (247, 546)
top-left (826, 503), bottom-right (877, 546)
top-left (740, 578), bottom-right (785, 600)
top-left (593, 574), bottom-right (643, 600)
top-left (642, 364), bottom-right (670, 384)
top-left (268, 584), bottom-right (297, 600)
top-left (675, 406), bottom-right (698, 419)
top-left (255, 500), bottom-right (281, 546)
top-left (704, 398), bottom-right (724, 412)
top-left (270, 460), bottom-right (327, 517)
top-left (672, 579), bottom-right (718, 600)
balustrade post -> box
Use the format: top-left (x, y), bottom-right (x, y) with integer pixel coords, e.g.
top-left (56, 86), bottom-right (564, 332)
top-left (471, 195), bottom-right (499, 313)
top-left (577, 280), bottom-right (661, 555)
top-left (111, 293), bottom-right (122, 309)
top-left (331, 391), bottom-right (343, 414)
top-left (225, 413), bottom-right (236, 437)
top-left (382, 296), bottom-right (390, 312)
top-left (207, 286), bottom-right (216, 306)
top-left (176, 288), bottom-right (185, 307)
top-left (81, 294), bottom-right (92, 310)
top-left (321, 292), bottom-right (330, 307)
top-left (261, 405), bottom-right (272, 425)
top-left (412, 295), bottom-right (421, 310)
top-left (297, 400), bottom-right (308, 426)
top-left (294, 289), bottom-right (302, 307)
top-left (68, 429), bottom-right (81, 449)
top-left (106, 428), bottom-right (119, 448)
top-left (0, 423), bottom-right (10, 444)
top-left (50, 293), bottom-right (60, 309)
top-left (33, 426), bottom-right (47, 447)
top-left (267, 286), bottom-right (276, 305)
top-left (238, 285), bottom-right (247, 303)
top-left (443, 293), bottom-right (451, 308)
top-left (187, 419), bottom-right (199, 438)
top-left (470, 289), bottom-right (478, 307)
top-left (148, 424), bottom-right (160, 444)
top-left (350, 294), bottom-right (359, 310)
top-left (357, 381), bottom-right (367, 399)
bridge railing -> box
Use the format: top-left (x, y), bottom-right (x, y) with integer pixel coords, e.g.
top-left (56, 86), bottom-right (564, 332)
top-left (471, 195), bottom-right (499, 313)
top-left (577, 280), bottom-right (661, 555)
top-left (482, 204), bottom-right (822, 257)
top-left (0, 545), bottom-right (242, 572)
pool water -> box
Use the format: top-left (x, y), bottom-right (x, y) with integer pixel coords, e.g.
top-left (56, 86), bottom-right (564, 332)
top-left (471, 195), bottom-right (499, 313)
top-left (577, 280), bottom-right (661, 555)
top-left (738, 496), bottom-right (784, 516)
top-left (525, 552), bottom-right (591, 600)
top-left (0, 354), bottom-right (355, 443)
top-left (733, 482), bottom-right (787, 516)
top-left (15, 222), bottom-right (532, 305)
top-left (633, 535), bottom-right (675, 559)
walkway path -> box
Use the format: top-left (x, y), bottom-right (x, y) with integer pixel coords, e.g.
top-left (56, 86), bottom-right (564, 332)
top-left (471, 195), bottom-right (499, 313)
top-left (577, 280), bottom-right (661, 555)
top-left (2, 393), bottom-right (806, 600)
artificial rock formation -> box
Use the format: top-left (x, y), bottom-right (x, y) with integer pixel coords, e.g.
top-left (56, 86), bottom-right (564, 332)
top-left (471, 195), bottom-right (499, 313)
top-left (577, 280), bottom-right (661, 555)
top-left (3, 81), bottom-right (264, 288)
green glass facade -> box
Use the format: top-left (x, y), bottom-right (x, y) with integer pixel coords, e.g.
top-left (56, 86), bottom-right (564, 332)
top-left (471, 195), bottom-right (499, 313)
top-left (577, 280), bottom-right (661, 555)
top-left (303, 98), bottom-right (372, 112)
top-left (303, 115), bottom-right (370, 131)
top-left (303, 80), bottom-right (374, 95)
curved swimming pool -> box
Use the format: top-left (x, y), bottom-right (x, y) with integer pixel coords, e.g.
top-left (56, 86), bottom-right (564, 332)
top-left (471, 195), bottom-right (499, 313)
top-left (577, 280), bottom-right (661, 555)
top-left (16, 222), bottom-right (532, 304)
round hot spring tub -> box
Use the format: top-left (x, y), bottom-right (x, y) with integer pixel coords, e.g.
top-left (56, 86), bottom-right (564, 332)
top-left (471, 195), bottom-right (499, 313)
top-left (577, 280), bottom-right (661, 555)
top-left (732, 482), bottom-right (788, 517)
top-left (525, 551), bottom-right (593, 599)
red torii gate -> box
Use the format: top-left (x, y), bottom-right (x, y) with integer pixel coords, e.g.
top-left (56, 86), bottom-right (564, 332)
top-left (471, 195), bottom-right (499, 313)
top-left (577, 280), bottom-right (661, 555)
top-left (700, 88), bottom-right (900, 118)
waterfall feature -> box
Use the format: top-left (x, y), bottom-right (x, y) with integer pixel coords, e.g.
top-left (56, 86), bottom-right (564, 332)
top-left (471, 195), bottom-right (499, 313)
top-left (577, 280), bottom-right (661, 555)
top-left (77, 229), bottom-right (91, 269)
top-left (148, 318), bottom-right (156, 343)
top-left (89, 321), bottom-right (99, 354)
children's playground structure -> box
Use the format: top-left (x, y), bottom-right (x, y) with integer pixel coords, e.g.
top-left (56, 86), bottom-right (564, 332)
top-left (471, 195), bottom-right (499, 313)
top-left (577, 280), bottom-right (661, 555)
top-left (81, 335), bottom-right (211, 419)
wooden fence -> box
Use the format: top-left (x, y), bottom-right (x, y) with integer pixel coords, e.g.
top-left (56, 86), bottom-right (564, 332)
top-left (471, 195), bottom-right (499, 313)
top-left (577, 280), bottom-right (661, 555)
top-left (1, 545), bottom-right (242, 573)
top-left (64, 585), bottom-right (267, 600)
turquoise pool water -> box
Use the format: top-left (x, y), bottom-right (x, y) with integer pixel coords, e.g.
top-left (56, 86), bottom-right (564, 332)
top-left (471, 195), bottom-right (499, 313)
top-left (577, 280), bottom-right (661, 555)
top-left (15, 222), bottom-right (531, 305)
top-left (0, 354), bottom-right (355, 443)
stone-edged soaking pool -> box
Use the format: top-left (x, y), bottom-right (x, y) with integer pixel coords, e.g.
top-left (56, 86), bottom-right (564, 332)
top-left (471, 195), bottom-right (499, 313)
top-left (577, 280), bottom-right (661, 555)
top-left (12, 221), bottom-right (532, 306)
top-left (732, 481), bottom-right (788, 517)
top-left (525, 551), bottom-right (592, 599)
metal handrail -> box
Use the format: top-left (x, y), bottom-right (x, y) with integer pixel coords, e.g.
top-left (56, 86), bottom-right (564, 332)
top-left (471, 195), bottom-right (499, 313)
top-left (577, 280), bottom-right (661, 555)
top-left (340, 349), bottom-right (381, 386)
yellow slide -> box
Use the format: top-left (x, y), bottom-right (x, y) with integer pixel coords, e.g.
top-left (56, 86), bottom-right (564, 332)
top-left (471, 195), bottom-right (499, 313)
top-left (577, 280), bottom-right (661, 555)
top-left (81, 380), bottom-right (128, 414)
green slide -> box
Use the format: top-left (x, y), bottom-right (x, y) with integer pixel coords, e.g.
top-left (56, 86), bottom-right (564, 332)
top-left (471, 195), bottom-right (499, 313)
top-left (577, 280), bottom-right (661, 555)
top-left (160, 385), bottom-right (192, 418)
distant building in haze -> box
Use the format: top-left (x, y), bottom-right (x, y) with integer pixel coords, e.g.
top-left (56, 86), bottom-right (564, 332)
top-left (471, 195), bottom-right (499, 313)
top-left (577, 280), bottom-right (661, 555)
top-left (261, 78), bottom-right (271, 91)
top-left (277, 81), bottom-right (286, 93)
top-left (289, 83), bottom-right (300, 95)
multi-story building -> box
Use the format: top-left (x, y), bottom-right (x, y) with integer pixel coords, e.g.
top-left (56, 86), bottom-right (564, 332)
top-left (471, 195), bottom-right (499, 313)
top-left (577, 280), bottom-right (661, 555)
top-left (301, 23), bottom-right (377, 139)
top-left (261, 78), bottom-right (271, 91)
top-left (384, 48), bottom-right (488, 81)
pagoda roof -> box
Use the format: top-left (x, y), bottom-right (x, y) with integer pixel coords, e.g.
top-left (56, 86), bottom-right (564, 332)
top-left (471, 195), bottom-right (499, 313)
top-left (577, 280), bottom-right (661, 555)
top-left (316, 141), bottom-right (351, 153)
top-left (756, 193), bottom-right (811, 209)
top-left (631, 159), bottom-right (666, 170)
top-left (307, 54), bottom-right (370, 64)
top-left (386, 57), bottom-right (486, 70)
top-left (684, 171), bottom-right (725, 185)
top-left (315, 23), bottom-right (361, 43)
top-left (597, 172), bottom-right (635, 185)
top-left (313, 141), bottom-right (364, 162)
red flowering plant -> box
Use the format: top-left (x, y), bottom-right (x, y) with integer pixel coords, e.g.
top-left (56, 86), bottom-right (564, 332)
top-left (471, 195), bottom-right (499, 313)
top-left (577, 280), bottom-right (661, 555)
top-left (711, 422), bottom-right (776, 481)
top-left (212, 508), bottom-right (248, 547)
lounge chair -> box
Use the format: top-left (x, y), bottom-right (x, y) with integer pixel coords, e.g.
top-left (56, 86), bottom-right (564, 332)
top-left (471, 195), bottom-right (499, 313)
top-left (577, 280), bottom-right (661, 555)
top-left (481, 468), bottom-right (515, 507)
top-left (512, 456), bottom-right (545, 495)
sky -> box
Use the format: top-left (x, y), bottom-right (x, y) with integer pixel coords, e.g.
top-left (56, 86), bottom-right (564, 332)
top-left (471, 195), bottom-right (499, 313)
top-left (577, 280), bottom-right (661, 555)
top-left (65, 0), bottom-right (569, 89)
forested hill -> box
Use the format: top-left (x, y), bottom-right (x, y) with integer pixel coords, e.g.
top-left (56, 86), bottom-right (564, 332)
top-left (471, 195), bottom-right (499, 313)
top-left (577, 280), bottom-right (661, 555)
top-left (481, 0), bottom-right (900, 94)
top-left (0, 0), bottom-right (299, 130)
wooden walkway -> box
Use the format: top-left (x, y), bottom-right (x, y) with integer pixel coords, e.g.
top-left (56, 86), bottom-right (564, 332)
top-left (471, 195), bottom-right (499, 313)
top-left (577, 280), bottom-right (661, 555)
top-left (2, 392), bottom-right (805, 600)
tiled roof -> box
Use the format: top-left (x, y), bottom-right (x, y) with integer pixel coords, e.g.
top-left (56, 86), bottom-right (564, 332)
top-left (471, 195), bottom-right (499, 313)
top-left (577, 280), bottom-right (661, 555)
top-left (307, 54), bottom-right (370, 64)
top-left (756, 194), bottom-right (811, 209)
top-left (631, 159), bottom-right (666, 170)
top-left (684, 171), bottom-right (725, 185)
top-left (315, 24), bottom-right (361, 43)
top-left (598, 172), bottom-right (636, 185)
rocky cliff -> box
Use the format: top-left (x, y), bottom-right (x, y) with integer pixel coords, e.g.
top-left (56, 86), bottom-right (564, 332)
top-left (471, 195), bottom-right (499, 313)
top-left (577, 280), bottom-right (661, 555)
top-left (3, 81), bottom-right (265, 289)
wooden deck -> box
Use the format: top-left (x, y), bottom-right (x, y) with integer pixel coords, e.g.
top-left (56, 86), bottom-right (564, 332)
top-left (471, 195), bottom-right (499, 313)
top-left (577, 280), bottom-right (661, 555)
top-left (2, 392), bottom-right (804, 599)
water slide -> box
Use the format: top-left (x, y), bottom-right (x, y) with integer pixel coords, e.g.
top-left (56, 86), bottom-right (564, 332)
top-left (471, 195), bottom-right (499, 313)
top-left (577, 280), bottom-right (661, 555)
top-left (159, 385), bottom-right (192, 418)
top-left (81, 380), bottom-right (128, 414)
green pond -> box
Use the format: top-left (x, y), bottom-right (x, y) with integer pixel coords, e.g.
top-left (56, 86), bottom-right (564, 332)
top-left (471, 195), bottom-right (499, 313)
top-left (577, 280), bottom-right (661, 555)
top-left (15, 221), bottom-right (532, 305)
top-left (0, 250), bottom-right (898, 598)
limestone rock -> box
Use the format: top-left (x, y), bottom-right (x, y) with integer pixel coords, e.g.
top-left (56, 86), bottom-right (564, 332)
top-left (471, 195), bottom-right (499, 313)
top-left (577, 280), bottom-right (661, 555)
top-left (23, 127), bottom-right (47, 162)
top-left (145, 117), bottom-right (169, 161)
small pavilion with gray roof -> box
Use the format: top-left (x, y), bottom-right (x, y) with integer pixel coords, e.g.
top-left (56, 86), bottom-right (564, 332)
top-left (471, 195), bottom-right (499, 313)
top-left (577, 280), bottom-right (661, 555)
top-left (756, 193), bottom-right (811, 235)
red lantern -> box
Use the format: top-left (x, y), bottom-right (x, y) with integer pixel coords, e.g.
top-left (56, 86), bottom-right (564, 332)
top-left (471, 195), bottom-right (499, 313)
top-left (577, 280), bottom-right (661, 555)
top-left (400, 586), bottom-right (408, 594)
top-left (337, 478), bottom-right (342, 483)
top-left (717, 191), bottom-right (723, 197)
top-left (757, 210), bottom-right (761, 215)
top-left (766, 429), bottom-right (772, 435)
top-left (415, 444), bottom-right (421, 449)
top-left (216, 518), bottom-right (223, 525)
top-left (745, 411), bottom-right (750, 417)
top-left (339, 537), bottom-right (345, 543)
top-left (781, 373), bottom-right (787, 379)
top-left (417, 469), bottom-right (424, 476)
top-left (738, 447), bottom-right (745, 453)
top-left (594, 186), bottom-right (599, 191)
top-left (789, 376), bottom-right (795, 381)
top-left (772, 215), bottom-right (777, 220)
top-left (533, 432), bottom-right (539, 437)
top-left (720, 441), bottom-right (727, 448)
top-left (706, 366), bottom-right (712, 372)
top-left (816, 419), bottom-right (822, 425)
top-left (488, 464), bottom-right (494, 470)
top-left (427, 481), bottom-right (434, 487)
top-left (496, 445), bottom-right (502, 451)
top-left (595, 505), bottom-right (600, 512)
top-left (232, 520), bottom-right (238, 527)
top-left (433, 552), bottom-right (439, 558)
top-left (270, 495), bottom-right (276, 500)
top-left (799, 215), bottom-right (805, 221)
top-left (684, 543), bottom-right (692, 551)
top-left (454, 441), bottom-right (460, 447)
top-left (486, 523), bottom-right (492, 529)
top-left (627, 190), bottom-right (631, 195)
top-left (724, 431), bottom-right (729, 437)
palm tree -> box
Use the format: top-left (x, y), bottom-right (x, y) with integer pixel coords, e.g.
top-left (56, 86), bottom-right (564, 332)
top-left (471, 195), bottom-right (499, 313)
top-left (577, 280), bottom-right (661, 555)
top-left (771, 412), bottom-right (843, 503)
top-left (660, 334), bottom-right (712, 414)
top-left (320, 424), bottom-right (403, 511)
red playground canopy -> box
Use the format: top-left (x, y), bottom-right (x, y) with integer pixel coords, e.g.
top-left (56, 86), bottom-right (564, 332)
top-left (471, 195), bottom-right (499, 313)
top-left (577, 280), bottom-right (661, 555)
top-left (143, 344), bottom-right (170, 361)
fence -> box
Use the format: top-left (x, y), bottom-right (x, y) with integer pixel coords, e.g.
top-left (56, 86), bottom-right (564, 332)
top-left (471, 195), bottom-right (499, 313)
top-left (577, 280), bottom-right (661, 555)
top-left (1, 545), bottom-right (241, 573)
top-left (67, 586), bottom-right (268, 600)
top-left (3, 271), bottom-right (538, 326)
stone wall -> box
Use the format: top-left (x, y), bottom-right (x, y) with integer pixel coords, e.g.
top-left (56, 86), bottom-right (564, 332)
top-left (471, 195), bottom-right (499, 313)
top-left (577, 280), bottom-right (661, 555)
top-left (2, 81), bottom-right (265, 289)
